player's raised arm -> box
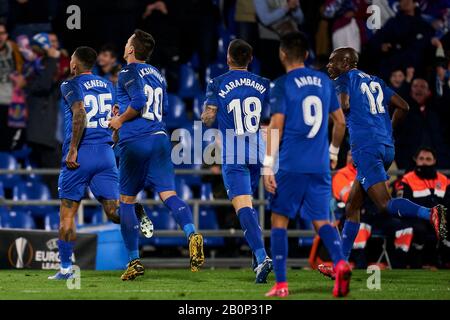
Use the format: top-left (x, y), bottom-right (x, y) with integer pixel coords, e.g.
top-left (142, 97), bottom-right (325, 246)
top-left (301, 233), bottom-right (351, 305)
top-left (390, 92), bottom-right (410, 130)
top-left (67, 100), bottom-right (86, 169)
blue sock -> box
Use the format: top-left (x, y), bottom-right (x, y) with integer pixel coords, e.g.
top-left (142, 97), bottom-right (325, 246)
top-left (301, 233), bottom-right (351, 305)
top-left (164, 195), bottom-right (196, 238)
top-left (57, 240), bottom-right (74, 269)
top-left (271, 228), bottom-right (287, 283)
top-left (318, 224), bottom-right (345, 265)
top-left (341, 220), bottom-right (360, 261)
top-left (237, 207), bottom-right (267, 264)
top-left (387, 198), bottom-right (430, 220)
top-left (120, 202), bottom-right (140, 261)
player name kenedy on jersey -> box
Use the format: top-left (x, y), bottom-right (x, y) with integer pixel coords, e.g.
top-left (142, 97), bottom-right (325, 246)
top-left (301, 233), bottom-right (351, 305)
top-left (294, 76), bottom-right (322, 88)
top-left (218, 78), bottom-right (267, 98)
top-left (82, 79), bottom-right (108, 90)
top-left (138, 66), bottom-right (165, 82)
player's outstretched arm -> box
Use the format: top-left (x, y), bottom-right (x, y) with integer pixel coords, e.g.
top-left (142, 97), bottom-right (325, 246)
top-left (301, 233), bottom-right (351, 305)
top-left (201, 105), bottom-right (218, 127)
top-left (66, 101), bottom-right (87, 169)
top-left (390, 93), bottom-right (410, 130)
top-left (329, 108), bottom-right (346, 169)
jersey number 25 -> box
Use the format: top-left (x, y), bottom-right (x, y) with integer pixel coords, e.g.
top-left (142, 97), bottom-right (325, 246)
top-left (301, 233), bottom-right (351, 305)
top-left (85, 93), bottom-right (112, 128)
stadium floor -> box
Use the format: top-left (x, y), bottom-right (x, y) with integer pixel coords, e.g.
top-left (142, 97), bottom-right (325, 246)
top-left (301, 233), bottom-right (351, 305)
top-left (1, 269), bottom-right (449, 300)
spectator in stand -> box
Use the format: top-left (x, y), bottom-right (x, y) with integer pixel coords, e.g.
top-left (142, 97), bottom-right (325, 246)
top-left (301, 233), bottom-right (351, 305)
top-left (92, 44), bottom-right (120, 83)
top-left (25, 32), bottom-right (61, 196)
top-left (395, 78), bottom-right (450, 169)
top-left (48, 32), bottom-right (70, 81)
top-left (394, 146), bottom-right (450, 267)
top-left (369, 0), bottom-right (435, 79)
top-left (234, 0), bottom-right (259, 51)
top-left (0, 22), bottom-right (25, 151)
top-left (254, 0), bottom-right (304, 79)
top-left (322, 0), bottom-right (369, 53)
top-left (389, 67), bottom-right (415, 99)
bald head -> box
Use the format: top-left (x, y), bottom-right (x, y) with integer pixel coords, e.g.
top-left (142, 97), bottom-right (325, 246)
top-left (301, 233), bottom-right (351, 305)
top-left (327, 47), bottom-right (359, 79)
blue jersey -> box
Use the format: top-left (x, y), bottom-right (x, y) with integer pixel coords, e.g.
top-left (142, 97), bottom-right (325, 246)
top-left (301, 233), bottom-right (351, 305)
top-left (205, 70), bottom-right (270, 163)
top-left (60, 73), bottom-right (115, 155)
top-left (116, 62), bottom-right (167, 143)
top-left (334, 69), bottom-right (395, 150)
top-left (271, 67), bottom-right (340, 173)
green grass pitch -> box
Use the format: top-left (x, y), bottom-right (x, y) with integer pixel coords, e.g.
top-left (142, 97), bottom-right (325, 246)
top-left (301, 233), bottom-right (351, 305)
top-left (1, 269), bottom-right (449, 300)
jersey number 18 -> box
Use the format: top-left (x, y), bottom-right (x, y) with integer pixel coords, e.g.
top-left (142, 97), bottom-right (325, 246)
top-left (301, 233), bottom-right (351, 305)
top-left (227, 97), bottom-right (261, 135)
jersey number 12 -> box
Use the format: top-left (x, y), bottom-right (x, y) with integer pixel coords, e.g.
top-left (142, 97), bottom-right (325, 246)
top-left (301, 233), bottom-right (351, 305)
top-left (361, 81), bottom-right (385, 115)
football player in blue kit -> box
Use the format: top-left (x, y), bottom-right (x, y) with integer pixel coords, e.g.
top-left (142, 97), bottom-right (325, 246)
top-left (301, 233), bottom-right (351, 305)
top-left (109, 30), bottom-right (204, 280)
top-left (201, 39), bottom-right (273, 283)
top-left (318, 47), bottom-right (448, 279)
top-left (263, 32), bottom-right (350, 297)
top-left (49, 47), bottom-right (152, 280)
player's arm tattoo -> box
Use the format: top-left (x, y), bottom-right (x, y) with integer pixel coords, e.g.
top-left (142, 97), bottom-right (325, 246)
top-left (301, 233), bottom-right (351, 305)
top-left (70, 101), bottom-right (87, 151)
top-left (201, 105), bottom-right (218, 127)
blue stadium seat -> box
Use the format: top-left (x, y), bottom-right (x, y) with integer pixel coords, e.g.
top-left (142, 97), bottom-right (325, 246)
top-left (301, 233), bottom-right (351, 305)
top-left (146, 208), bottom-right (186, 247)
top-left (0, 152), bottom-right (21, 188)
top-left (201, 183), bottom-right (213, 200)
top-left (1, 209), bottom-right (36, 229)
top-left (217, 27), bottom-right (235, 63)
top-left (192, 94), bottom-right (205, 120)
top-left (0, 181), bottom-right (4, 198)
top-left (205, 63), bottom-right (227, 85)
top-left (298, 218), bottom-right (315, 247)
top-left (44, 210), bottom-right (60, 231)
top-left (249, 57), bottom-right (261, 75)
top-left (176, 178), bottom-right (193, 200)
top-left (165, 94), bottom-right (189, 130)
top-left (13, 181), bottom-right (53, 217)
top-left (178, 64), bottom-right (202, 98)
top-left (199, 208), bottom-right (224, 247)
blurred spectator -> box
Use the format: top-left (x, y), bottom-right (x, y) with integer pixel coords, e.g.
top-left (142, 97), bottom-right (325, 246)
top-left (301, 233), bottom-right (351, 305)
top-left (254, 0), bottom-right (304, 79)
top-left (332, 150), bottom-right (356, 204)
top-left (25, 32), bottom-right (61, 196)
top-left (234, 0), bottom-right (259, 50)
top-left (369, 0), bottom-right (435, 79)
top-left (389, 67), bottom-right (414, 99)
top-left (0, 22), bottom-right (25, 151)
top-left (8, 0), bottom-right (52, 38)
top-left (395, 78), bottom-right (450, 169)
top-left (394, 146), bottom-right (450, 267)
top-left (92, 44), bottom-right (121, 83)
top-left (48, 32), bottom-right (70, 81)
top-left (323, 0), bottom-right (369, 53)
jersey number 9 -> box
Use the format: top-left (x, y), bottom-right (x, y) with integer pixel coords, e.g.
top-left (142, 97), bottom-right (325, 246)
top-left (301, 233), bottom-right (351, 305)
top-left (302, 95), bottom-right (323, 138)
top-left (142, 84), bottom-right (163, 121)
top-left (84, 93), bottom-right (112, 128)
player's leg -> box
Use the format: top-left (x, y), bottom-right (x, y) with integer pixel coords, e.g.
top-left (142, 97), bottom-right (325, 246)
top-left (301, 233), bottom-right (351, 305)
top-left (265, 213), bottom-right (289, 297)
top-left (117, 140), bottom-right (150, 280)
top-left (305, 174), bottom-right (351, 297)
top-left (146, 134), bottom-right (204, 271)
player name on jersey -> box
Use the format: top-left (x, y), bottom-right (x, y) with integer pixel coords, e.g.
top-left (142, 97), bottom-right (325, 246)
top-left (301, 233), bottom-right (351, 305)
top-left (138, 66), bottom-right (165, 82)
top-left (294, 76), bottom-right (322, 88)
top-left (83, 79), bottom-right (108, 90)
top-left (218, 78), bottom-right (267, 98)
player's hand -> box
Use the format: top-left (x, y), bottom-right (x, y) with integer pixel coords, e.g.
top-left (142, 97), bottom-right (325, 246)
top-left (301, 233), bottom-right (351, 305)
top-left (263, 167), bottom-right (277, 194)
top-left (65, 148), bottom-right (80, 170)
top-left (108, 116), bottom-right (122, 130)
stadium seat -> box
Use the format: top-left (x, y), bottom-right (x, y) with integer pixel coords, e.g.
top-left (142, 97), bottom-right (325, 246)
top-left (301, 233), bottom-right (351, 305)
top-left (178, 64), bottom-right (202, 98)
top-left (248, 57), bottom-right (261, 75)
top-left (176, 178), bottom-right (193, 200)
top-left (192, 94), bottom-right (205, 120)
top-left (298, 218), bottom-right (315, 247)
top-left (205, 63), bottom-right (227, 85)
top-left (0, 152), bottom-right (21, 189)
top-left (13, 181), bottom-right (53, 217)
top-left (1, 209), bottom-right (36, 229)
top-left (146, 208), bottom-right (186, 247)
top-left (216, 27), bottom-right (235, 63)
top-left (44, 210), bottom-right (60, 231)
top-left (0, 181), bottom-right (4, 198)
top-left (165, 94), bottom-right (189, 130)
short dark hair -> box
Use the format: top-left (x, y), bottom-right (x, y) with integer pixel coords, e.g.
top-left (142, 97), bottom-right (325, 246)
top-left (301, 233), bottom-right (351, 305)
top-left (414, 146), bottom-right (437, 159)
top-left (131, 29), bottom-right (155, 61)
top-left (73, 46), bottom-right (97, 70)
top-left (280, 32), bottom-right (309, 62)
top-left (100, 44), bottom-right (118, 59)
top-left (228, 39), bottom-right (253, 68)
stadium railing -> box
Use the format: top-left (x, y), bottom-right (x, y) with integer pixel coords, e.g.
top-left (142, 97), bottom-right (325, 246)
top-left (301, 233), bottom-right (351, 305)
top-left (1, 168), bottom-right (450, 239)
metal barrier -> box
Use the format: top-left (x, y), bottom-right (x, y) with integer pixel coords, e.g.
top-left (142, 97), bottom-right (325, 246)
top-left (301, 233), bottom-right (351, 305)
top-left (1, 168), bottom-right (449, 238)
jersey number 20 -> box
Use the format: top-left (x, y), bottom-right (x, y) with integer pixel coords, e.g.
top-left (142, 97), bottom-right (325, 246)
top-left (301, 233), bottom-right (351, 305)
top-left (227, 97), bottom-right (261, 135)
top-left (142, 84), bottom-right (163, 121)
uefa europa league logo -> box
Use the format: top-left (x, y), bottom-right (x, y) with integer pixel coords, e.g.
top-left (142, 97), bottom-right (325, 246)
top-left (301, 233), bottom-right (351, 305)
top-left (8, 237), bottom-right (33, 269)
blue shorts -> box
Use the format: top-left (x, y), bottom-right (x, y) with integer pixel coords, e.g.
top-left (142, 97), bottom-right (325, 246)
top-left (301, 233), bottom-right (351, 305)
top-left (270, 170), bottom-right (331, 221)
top-left (119, 133), bottom-right (176, 196)
top-left (58, 144), bottom-right (119, 202)
top-left (352, 144), bottom-right (394, 191)
top-left (222, 164), bottom-right (261, 200)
